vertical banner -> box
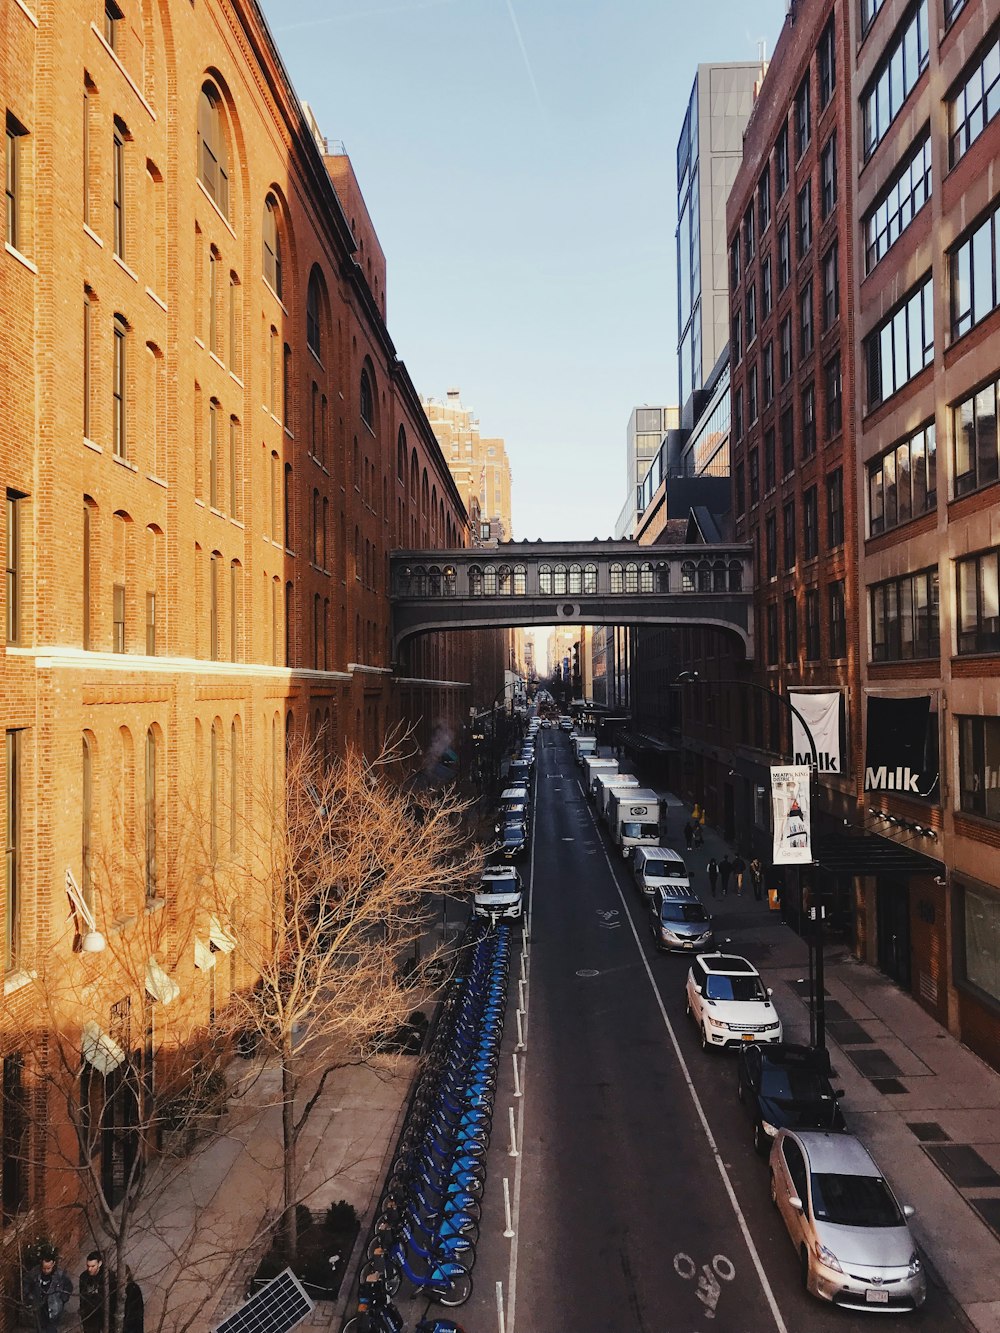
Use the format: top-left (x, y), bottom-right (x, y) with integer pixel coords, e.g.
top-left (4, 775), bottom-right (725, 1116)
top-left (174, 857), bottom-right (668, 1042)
top-left (789, 691), bottom-right (843, 773)
top-left (864, 695), bottom-right (939, 799)
top-left (770, 765), bottom-right (813, 864)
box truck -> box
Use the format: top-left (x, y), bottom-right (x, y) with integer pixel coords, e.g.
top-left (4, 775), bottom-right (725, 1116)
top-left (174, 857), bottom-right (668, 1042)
top-left (583, 755), bottom-right (619, 797)
top-left (607, 787), bottom-right (664, 858)
top-left (595, 773), bottom-right (641, 822)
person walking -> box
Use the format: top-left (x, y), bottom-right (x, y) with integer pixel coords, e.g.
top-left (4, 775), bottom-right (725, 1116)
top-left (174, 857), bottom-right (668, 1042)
top-left (116, 1269), bottom-right (144, 1333)
top-left (22, 1245), bottom-right (72, 1332)
top-left (750, 856), bottom-right (764, 902)
top-left (683, 821), bottom-right (694, 851)
top-left (719, 855), bottom-right (733, 897)
top-left (692, 823), bottom-right (703, 849)
top-left (707, 857), bottom-right (719, 898)
top-left (79, 1251), bottom-right (111, 1333)
top-left (733, 854), bottom-right (746, 896)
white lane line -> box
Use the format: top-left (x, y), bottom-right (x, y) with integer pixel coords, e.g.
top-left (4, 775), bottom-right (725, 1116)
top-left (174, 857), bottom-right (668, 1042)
top-left (576, 773), bottom-right (790, 1333)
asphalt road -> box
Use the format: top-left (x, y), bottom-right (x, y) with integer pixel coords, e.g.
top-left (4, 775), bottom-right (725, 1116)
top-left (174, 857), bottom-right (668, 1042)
top-left (433, 727), bottom-right (971, 1333)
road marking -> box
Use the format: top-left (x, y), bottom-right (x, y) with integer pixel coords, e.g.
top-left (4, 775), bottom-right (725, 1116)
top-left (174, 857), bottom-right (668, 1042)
top-left (579, 776), bottom-right (790, 1333)
top-left (674, 1251), bottom-right (736, 1320)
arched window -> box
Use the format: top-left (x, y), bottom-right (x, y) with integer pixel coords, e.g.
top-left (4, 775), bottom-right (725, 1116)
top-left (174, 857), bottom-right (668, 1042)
top-left (682, 560), bottom-right (696, 592)
top-left (443, 565), bottom-right (457, 596)
top-left (583, 563), bottom-right (598, 594)
top-left (428, 565), bottom-right (442, 596)
top-left (538, 563), bottom-right (553, 595)
top-left (397, 426), bottom-right (406, 482)
top-left (513, 565), bottom-right (527, 595)
top-left (624, 563), bottom-right (639, 594)
top-left (568, 563), bottom-right (583, 594)
top-left (728, 560), bottom-right (744, 591)
top-left (360, 367), bottom-right (374, 429)
top-left (412, 565), bottom-right (427, 596)
top-left (498, 565), bottom-right (512, 596)
top-left (469, 565), bottom-right (483, 596)
top-left (397, 565), bottom-right (412, 595)
top-left (610, 562), bottom-right (624, 594)
top-left (482, 564), bottom-right (497, 596)
top-left (697, 559), bottom-right (712, 592)
top-left (553, 564), bottom-right (568, 595)
top-left (262, 193), bottom-right (282, 296)
top-left (197, 82), bottom-right (230, 217)
top-left (640, 562), bottom-right (654, 593)
top-left (712, 559), bottom-right (727, 592)
top-left (306, 266), bottom-right (324, 358)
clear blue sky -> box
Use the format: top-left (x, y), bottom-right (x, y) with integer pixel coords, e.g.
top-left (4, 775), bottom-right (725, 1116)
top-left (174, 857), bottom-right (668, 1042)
top-left (260, 0), bottom-right (788, 541)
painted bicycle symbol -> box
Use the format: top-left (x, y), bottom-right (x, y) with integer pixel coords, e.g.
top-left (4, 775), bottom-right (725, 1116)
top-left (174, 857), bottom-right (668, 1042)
top-left (596, 909), bottom-right (621, 929)
top-left (673, 1251), bottom-right (735, 1319)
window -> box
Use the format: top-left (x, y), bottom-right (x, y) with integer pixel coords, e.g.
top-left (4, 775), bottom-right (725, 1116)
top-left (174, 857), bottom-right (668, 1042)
top-left (780, 407), bottom-right (794, 476)
top-left (145, 588), bottom-right (156, 656)
top-left (263, 194), bottom-right (282, 296)
top-left (230, 561), bottom-right (240, 660)
top-left (0, 1051), bottom-right (27, 1222)
top-left (759, 169), bottom-right (771, 234)
top-left (746, 284), bottom-right (757, 345)
top-left (822, 243), bottom-right (839, 330)
top-left (828, 580), bottom-right (846, 657)
top-left (209, 553), bottom-right (220, 660)
top-left (4, 729), bottom-right (23, 970)
top-left (360, 367), bottom-right (374, 429)
top-left (803, 485), bottom-right (818, 559)
top-left (733, 386), bottom-right (744, 441)
top-left (112, 118), bottom-right (127, 260)
top-left (869, 422), bottom-right (936, 532)
top-left (952, 199), bottom-right (1000, 340)
top-left (83, 501), bottom-right (93, 650)
top-left (957, 547), bottom-right (1000, 653)
top-left (866, 276), bottom-right (933, 407)
top-left (730, 235), bottom-right (742, 291)
top-left (825, 353), bottom-right (842, 436)
top-left (784, 596), bottom-right (798, 663)
top-left (776, 125), bottom-right (789, 197)
top-left (761, 255), bottom-right (772, 317)
top-left (732, 311), bottom-right (743, 365)
top-left (208, 400), bottom-right (219, 508)
top-left (748, 363), bottom-right (759, 424)
top-left (797, 179), bottom-right (812, 258)
top-left (5, 114), bottom-right (27, 252)
top-left (955, 379), bottom-right (1000, 495)
top-left (145, 727), bottom-right (157, 900)
top-left (801, 383), bottom-right (816, 457)
top-left (864, 134), bottom-right (932, 274)
top-left (827, 468), bottom-right (844, 546)
top-left (763, 341), bottom-right (774, 405)
top-left (5, 492), bottom-right (24, 646)
top-left (749, 448), bottom-right (760, 504)
top-left (820, 134), bottom-right (837, 218)
top-left (800, 281), bottom-right (814, 357)
top-left (778, 220), bottom-right (790, 290)
top-left (871, 567), bottom-right (939, 659)
top-left (764, 428), bottom-right (776, 492)
top-left (197, 83), bottom-right (230, 217)
top-left (766, 603), bottom-right (779, 664)
top-left (306, 269), bottom-right (322, 357)
top-left (113, 315), bottom-right (128, 458)
top-left (945, 0), bottom-right (968, 22)
top-left (83, 292), bottom-right (93, 438)
top-left (862, 0), bottom-right (886, 33)
top-left (805, 588), bottom-right (821, 659)
top-left (283, 463), bottom-right (292, 549)
top-left (765, 513), bottom-right (777, 578)
top-left (104, 0), bottom-right (123, 48)
top-left (950, 31), bottom-right (1000, 165)
top-left (735, 461), bottom-right (746, 516)
top-left (282, 344), bottom-right (291, 430)
top-left (779, 314), bottom-right (792, 383)
top-left (862, 1), bottom-right (930, 159)
top-left (113, 581), bottom-right (125, 653)
top-left (743, 206), bottom-right (755, 264)
top-left (783, 500), bottom-right (796, 570)
top-left (208, 247), bottom-right (219, 355)
top-left (795, 73), bottom-right (811, 158)
top-left (818, 17), bottom-right (836, 108)
top-left (958, 717), bottom-right (1000, 820)
top-left (229, 416), bottom-right (240, 517)
top-left (961, 881), bottom-right (1000, 1006)
top-left (228, 272), bottom-right (240, 372)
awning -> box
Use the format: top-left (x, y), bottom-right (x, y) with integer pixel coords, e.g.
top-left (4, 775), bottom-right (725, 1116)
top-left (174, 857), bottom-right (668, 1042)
top-left (208, 915), bottom-right (236, 954)
top-left (145, 956), bottom-right (180, 1006)
top-left (81, 1021), bottom-right (126, 1075)
top-left (194, 938), bottom-right (216, 971)
top-left (812, 834), bottom-right (944, 877)
top-left (620, 731), bottom-right (677, 754)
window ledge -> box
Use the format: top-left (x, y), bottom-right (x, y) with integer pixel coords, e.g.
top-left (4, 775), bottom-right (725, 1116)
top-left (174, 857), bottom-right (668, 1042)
top-left (83, 223), bottom-right (104, 248)
top-left (110, 913), bottom-right (137, 935)
top-left (146, 286), bottom-right (167, 311)
top-left (83, 437), bottom-right (103, 454)
top-left (308, 345), bottom-right (325, 371)
top-left (284, 426), bottom-right (295, 440)
top-left (230, 517), bottom-right (244, 530)
top-left (112, 252), bottom-right (139, 283)
top-left (146, 472), bottom-right (167, 488)
top-left (90, 23), bottom-right (156, 120)
top-left (13, 0), bottom-right (38, 25)
top-left (4, 969), bottom-right (35, 996)
top-left (262, 277), bottom-right (288, 314)
top-left (194, 336), bottom-right (205, 349)
top-left (194, 497), bottom-right (206, 507)
top-left (195, 177), bottom-right (237, 239)
top-left (5, 242), bottom-right (37, 275)
top-left (229, 371), bottom-right (244, 388)
top-left (111, 453), bottom-right (138, 472)
top-left (209, 350), bottom-right (225, 370)
top-left (210, 506), bottom-right (224, 518)
top-left (144, 897), bottom-right (166, 916)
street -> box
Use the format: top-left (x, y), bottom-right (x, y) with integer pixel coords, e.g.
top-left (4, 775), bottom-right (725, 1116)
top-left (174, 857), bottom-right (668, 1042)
top-left (431, 726), bottom-right (970, 1333)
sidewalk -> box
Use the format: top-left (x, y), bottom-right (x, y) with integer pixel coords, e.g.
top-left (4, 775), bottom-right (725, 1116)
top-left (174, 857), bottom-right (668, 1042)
top-left (681, 810), bottom-right (1000, 1333)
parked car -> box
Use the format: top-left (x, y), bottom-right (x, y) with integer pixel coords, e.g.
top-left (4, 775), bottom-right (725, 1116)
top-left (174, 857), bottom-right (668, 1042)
top-left (648, 886), bottom-right (714, 953)
top-left (738, 1043), bottom-right (846, 1155)
top-left (559, 716), bottom-right (573, 731)
top-left (498, 819), bottom-right (528, 859)
top-left (769, 1129), bottom-right (925, 1312)
top-left (685, 954), bottom-right (782, 1051)
top-left (633, 847), bottom-right (690, 896)
top-left (473, 867), bottom-right (524, 922)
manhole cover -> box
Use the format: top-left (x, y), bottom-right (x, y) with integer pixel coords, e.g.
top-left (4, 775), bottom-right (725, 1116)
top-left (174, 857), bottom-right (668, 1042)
top-left (576, 968), bottom-right (600, 977)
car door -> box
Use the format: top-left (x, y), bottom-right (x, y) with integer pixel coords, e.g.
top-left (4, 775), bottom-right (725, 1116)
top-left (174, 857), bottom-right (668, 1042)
top-left (777, 1137), bottom-right (811, 1247)
top-left (742, 1045), bottom-right (762, 1123)
top-left (687, 959), bottom-right (706, 1025)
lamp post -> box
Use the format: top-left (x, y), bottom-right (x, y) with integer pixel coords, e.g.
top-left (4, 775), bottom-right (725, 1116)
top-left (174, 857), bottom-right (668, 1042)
top-left (674, 670), bottom-right (826, 1049)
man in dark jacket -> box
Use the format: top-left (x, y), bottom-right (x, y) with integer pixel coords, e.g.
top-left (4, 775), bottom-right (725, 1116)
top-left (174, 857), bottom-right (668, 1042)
top-left (719, 855), bottom-right (733, 897)
top-left (22, 1246), bottom-right (72, 1331)
top-left (79, 1251), bottom-right (111, 1333)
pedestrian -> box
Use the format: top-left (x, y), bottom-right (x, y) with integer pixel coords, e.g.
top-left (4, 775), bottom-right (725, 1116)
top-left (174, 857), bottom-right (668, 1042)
top-left (115, 1268), bottom-right (144, 1333)
top-left (692, 823), bottom-right (703, 849)
top-left (79, 1251), bottom-right (111, 1333)
top-left (707, 857), bottom-right (719, 898)
top-left (719, 855), bottom-right (733, 897)
top-left (733, 854), bottom-right (746, 896)
top-left (22, 1245), bottom-right (72, 1332)
top-left (683, 821), bottom-right (694, 851)
top-left (750, 856), bottom-right (763, 902)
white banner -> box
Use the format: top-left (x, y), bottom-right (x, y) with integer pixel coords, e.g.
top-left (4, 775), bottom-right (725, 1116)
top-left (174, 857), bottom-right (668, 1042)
top-left (789, 690), bottom-right (842, 773)
top-left (771, 765), bottom-right (812, 865)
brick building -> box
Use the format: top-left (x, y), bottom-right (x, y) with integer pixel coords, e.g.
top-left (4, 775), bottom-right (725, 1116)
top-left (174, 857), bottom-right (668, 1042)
top-left (1, 0), bottom-right (496, 1276)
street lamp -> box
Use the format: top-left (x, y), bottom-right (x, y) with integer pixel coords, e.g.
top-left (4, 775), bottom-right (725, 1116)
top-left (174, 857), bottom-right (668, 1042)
top-left (674, 670), bottom-right (827, 1049)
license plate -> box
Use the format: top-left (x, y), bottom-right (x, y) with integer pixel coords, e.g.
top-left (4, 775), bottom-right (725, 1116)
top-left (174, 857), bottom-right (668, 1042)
top-left (741, 1034), bottom-right (755, 1041)
top-left (866, 1290), bottom-right (889, 1304)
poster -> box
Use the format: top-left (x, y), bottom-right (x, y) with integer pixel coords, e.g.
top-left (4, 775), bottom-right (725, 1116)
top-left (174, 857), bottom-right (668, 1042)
top-left (789, 690), bottom-right (842, 773)
top-left (770, 765), bottom-right (813, 865)
top-left (864, 695), bottom-right (939, 800)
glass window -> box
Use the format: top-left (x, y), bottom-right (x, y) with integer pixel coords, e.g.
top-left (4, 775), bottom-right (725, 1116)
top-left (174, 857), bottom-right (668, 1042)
top-left (743, 206), bottom-right (755, 264)
top-left (958, 718), bottom-right (1000, 820)
top-left (862, 1), bottom-right (929, 159)
top-left (767, 602), bottom-right (779, 664)
top-left (951, 199), bottom-right (1000, 340)
top-left (764, 429), bottom-right (776, 492)
top-left (825, 353), bottom-right (842, 437)
top-left (748, 363), bottom-right (759, 424)
top-left (795, 73), bottom-right (811, 159)
top-left (197, 82), bottom-right (230, 217)
top-left (801, 383), bottom-right (816, 457)
top-left (864, 133), bottom-right (932, 273)
top-left (822, 243), bottom-right (839, 330)
top-left (360, 367), bottom-right (374, 428)
top-left (780, 315), bottom-right (793, 383)
top-left (5, 729), bottom-right (23, 969)
top-left (776, 125), bottom-right (789, 197)
top-left (263, 195), bottom-right (282, 296)
top-left (781, 407), bottom-right (795, 476)
top-left (113, 314), bottom-right (128, 459)
top-left (732, 311), bottom-right (743, 365)
top-left (950, 32), bottom-right (1000, 165)
top-left (778, 220), bottom-right (790, 290)
top-left (112, 118), bottom-right (126, 260)
top-left (827, 468), bottom-right (844, 546)
top-left (956, 547), bottom-right (1000, 653)
top-left (733, 385), bottom-right (743, 441)
top-left (762, 254), bottom-right (773, 317)
top-left (784, 596), bottom-right (798, 663)
top-left (797, 179), bottom-right (812, 258)
top-left (818, 17), bottom-right (836, 108)
top-left (730, 235), bottom-right (741, 290)
top-left (783, 500), bottom-right (796, 570)
top-left (803, 485), bottom-right (818, 559)
top-left (306, 270), bottom-right (322, 357)
top-left (759, 169), bottom-right (771, 234)
top-left (800, 281), bottom-right (814, 357)
top-left (765, 513), bottom-right (777, 579)
top-left (869, 422), bottom-right (936, 532)
top-left (828, 580), bottom-right (846, 657)
top-left (870, 567), bottom-right (939, 659)
top-left (862, 0), bottom-right (886, 33)
top-left (866, 276), bottom-right (933, 407)
top-left (749, 448), bottom-right (760, 504)
top-left (962, 882), bottom-right (1000, 1003)
top-left (805, 588), bottom-right (821, 659)
top-left (763, 341), bottom-right (774, 405)
top-left (746, 284), bottom-right (757, 345)
top-left (5, 491), bottom-right (25, 646)
top-left (104, 0), bottom-right (123, 47)
top-left (6, 114), bottom-right (27, 253)
top-left (735, 461), bottom-right (746, 516)
top-left (820, 134), bottom-right (837, 219)
top-left (955, 378), bottom-right (1000, 496)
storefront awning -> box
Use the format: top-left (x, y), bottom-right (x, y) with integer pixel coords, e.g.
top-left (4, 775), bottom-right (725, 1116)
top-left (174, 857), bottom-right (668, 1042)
top-left (194, 938), bottom-right (216, 971)
top-left (813, 834), bottom-right (943, 877)
top-left (145, 956), bottom-right (180, 1006)
top-left (81, 1021), bottom-right (126, 1075)
top-left (208, 915), bottom-right (236, 954)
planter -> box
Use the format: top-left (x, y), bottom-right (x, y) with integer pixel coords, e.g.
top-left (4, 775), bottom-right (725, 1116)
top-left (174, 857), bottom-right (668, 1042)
top-left (251, 1206), bottom-right (358, 1301)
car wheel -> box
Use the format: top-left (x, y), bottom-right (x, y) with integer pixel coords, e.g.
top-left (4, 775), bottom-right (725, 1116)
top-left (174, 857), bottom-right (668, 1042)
top-left (769, 1171), bottom-right (778, 1209)
top-left (800, 1247), bottom-right (811, 1293)
top-left (753, 1121), bottom-right (767, 1157)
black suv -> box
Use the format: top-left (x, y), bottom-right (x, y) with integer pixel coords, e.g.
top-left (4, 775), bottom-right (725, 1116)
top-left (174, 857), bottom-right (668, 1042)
top-left (737, 1041), bottom-right (846, 1155)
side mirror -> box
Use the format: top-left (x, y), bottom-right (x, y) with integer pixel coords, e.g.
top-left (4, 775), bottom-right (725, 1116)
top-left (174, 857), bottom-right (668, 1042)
top-left (833, 1088), bottom-right (845, 1099)
top-left (788, 1195), bottom-right (803, 1213)
top-left (902, 1204), bottom-right (915, 1218)
top-left (766, 986), bottom-right (774, 996)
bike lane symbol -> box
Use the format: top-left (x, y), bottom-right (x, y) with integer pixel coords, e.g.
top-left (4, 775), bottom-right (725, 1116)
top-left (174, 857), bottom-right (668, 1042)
top-left (673, 1252), bottom-right (736, 1319)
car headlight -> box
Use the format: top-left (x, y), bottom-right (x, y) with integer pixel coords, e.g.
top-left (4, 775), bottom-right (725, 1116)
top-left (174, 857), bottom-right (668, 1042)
top-left (660, 928), bottom-right (676, 940)
top-left (707, 1015), bottom-right (727, 1028)
top-left (907, 1252), bottom-right (922, 1277)
top-left (761, 1120), bottom-right (779, 1138)
top-left (815, 1243), bottom-right (843, 1274)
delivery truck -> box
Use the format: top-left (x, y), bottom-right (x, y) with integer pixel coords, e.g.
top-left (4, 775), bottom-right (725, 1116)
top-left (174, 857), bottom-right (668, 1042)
top-left (607, 787), bottom-right (664, 858)
top-left (595, 772), bottom-right (641, 821)
top-left (583, 755), bottom-right (620, 798)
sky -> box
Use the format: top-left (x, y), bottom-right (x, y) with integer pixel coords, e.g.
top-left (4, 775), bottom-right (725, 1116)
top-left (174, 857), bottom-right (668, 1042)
top-left (259, 0), bottom-right (788, 541)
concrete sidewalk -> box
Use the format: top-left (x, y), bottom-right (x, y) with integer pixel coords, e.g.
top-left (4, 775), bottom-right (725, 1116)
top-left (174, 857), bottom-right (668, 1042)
top-left (680, 811), bottom-right (1000, 1333)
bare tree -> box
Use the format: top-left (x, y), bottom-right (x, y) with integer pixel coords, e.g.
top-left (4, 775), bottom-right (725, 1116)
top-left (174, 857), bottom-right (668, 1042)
top-left (216, 730), bottom-right (484, 1262)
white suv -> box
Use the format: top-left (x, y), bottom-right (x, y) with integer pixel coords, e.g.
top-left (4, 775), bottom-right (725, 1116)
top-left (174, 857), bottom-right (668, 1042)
top-left (685, 953), bottom-right (782, 1051)
top-left (473, 867), bottom-right (523, 922)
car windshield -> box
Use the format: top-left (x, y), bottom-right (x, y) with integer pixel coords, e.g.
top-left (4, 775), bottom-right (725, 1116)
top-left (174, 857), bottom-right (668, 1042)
top-left (480, 878), bottom-right (518, 896)
top-left (760, 1068), bottom-right (830, 1101)
top-left (622, 821), bottom-right (659, 839)
top-left (810, 1173), bottom-right (903, 1228)
top-left (502, 828), bottom-right (524, 843)
top-left (705, 974), bottom-right (766, 1001)
top-left (661, 902), bottom-right (707, 923)
top-left (649, 860), bottom-right (687, 878)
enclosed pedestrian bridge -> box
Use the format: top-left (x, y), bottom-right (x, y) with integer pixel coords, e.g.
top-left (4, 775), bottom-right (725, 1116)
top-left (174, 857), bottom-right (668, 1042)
top-left (390, 541), bottom-right (754, 663)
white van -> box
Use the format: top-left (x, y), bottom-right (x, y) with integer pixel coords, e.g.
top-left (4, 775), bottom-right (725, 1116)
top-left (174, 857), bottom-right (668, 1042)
top-left (632, 847), bottom-right (691, 897)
